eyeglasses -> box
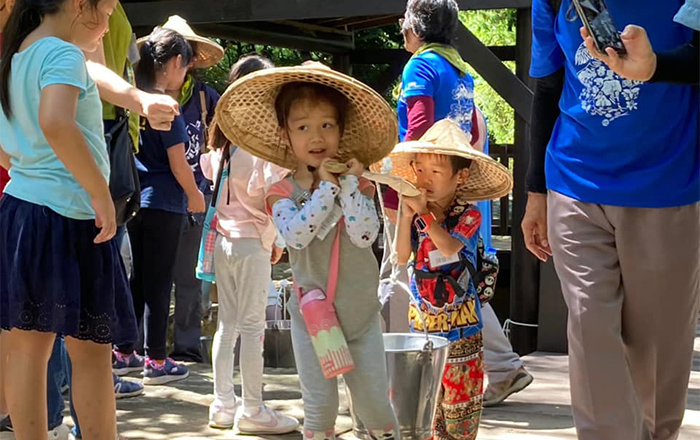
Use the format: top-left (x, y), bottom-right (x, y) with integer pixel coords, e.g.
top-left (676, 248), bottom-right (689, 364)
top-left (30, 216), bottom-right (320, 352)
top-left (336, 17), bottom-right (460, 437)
top-left (399, 17), bottom-right (408, 34)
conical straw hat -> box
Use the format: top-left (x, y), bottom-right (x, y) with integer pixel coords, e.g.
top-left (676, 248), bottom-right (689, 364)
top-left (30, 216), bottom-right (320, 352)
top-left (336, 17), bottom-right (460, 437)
top-left (215, 64), bottom-right (398, 170)
top-left (370, 119), bottom-right (513, 201)
top-left (137, 15), bottom-right (224, 68)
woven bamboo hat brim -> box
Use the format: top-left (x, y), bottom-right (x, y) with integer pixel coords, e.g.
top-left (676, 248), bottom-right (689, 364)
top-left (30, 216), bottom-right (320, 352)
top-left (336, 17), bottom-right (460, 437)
top-left (137, 15), bottom-right (224, 68)
top-left (214, 65), bottom-right (399, 170)
top-left (371, 119), bottom-right (513, 201)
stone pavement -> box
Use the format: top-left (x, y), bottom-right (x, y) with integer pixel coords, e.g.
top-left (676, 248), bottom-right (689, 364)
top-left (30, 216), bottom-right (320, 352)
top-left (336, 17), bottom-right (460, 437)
top-left (104, 325), bottom-right (700, 440)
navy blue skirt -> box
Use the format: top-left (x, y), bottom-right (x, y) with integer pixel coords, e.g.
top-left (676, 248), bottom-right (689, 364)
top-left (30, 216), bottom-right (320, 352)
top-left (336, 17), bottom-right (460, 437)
top-left (0, 195), bottom-right (138, 345)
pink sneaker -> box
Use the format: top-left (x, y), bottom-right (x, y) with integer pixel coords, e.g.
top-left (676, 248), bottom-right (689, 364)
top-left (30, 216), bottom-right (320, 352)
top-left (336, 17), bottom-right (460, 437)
top-left (209, 398), bottom-right (241, 429)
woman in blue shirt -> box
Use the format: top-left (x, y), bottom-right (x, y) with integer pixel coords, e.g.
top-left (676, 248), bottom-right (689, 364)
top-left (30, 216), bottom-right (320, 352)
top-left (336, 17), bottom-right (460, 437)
top-left (113, 27), bottom-right (205, 387)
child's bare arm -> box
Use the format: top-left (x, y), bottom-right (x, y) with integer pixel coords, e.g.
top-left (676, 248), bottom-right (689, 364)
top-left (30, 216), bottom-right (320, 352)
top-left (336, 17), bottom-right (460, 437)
top-left (0, 145), bottom-right (10, 170)
top-left (40, 85), bottom-right (110, 201)
top-left (425, 222), bottom-right (465, 257)
top-left (39, 84), bottom-right (115, 242)
top-left (396, 211), bottom-right (414, 265)
top-left (403, 194), bottom-right (464, 257)
top-left (268, 181), bottom-right (339, 250)
top-left (337, 175), bottom-right (380, 248)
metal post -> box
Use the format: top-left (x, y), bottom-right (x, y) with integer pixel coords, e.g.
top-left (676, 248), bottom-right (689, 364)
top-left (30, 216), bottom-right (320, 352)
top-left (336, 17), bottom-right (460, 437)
top-left (510, 7), bottom-right (540, 355)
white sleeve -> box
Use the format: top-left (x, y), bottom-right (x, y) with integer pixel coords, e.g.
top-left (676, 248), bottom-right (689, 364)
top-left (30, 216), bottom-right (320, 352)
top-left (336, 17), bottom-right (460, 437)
top-left (337, 175), bottom-right (380, 248)
top-left (271, 181), bottom-right (340, 250)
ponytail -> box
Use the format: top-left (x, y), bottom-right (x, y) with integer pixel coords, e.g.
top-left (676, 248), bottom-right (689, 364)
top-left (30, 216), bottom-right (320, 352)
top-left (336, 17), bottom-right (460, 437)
top-left (135, 40), bottom-right (158, 91)
top-left (135, 27), bottom-right (193, 92)
top-left (207, 54), bottom-right (275, 151)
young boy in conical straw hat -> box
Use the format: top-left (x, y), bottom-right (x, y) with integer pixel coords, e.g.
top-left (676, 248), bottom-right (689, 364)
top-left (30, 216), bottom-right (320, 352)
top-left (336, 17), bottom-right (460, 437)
top-left (389, 118), bottom-right (513, 440)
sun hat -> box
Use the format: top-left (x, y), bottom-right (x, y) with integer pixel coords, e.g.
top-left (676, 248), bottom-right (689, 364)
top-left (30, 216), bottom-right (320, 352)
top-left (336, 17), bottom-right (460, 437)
top-left (214, 64), bottom-right (399, 170)
top-left (137, 15), bottom-right (224, 68)
top-left (371, 118), bottom-right (513, 201)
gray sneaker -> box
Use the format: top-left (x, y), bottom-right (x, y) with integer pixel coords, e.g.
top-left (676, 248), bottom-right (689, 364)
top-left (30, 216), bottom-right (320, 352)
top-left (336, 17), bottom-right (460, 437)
top-left (483, 366), bottom-right (534, 407)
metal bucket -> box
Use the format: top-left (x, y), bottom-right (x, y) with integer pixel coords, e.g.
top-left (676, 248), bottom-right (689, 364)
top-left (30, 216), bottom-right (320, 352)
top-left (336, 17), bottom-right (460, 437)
top-left (349, 333), bottom-right (450, 440)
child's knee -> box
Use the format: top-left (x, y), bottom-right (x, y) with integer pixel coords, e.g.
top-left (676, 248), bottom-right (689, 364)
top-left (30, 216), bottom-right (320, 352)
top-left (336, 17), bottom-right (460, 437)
top-left (64, 338), bottom-right (111, 366)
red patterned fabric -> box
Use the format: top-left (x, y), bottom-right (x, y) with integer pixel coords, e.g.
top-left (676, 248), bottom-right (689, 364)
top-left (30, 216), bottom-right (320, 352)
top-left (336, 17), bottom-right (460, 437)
top-left (434, 333), bottom-right (484, 440)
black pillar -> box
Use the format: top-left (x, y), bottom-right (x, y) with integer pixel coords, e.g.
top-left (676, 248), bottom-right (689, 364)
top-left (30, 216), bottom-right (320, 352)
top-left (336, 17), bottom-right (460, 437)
top-left (332, 53), bottom-right (352, 75)
top-left (510, 8), bottom-right (540, 355)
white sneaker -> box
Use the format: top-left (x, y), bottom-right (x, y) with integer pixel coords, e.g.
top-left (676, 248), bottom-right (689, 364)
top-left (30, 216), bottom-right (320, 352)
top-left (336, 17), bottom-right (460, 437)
top-left (47, 424), bottom-right (71, 440)
top-left (209, 398), bottom-right (241, 429)
top-left (0, 423), bottom-right (72, 440)
top-left (236, 406), bottom-right (299, 435)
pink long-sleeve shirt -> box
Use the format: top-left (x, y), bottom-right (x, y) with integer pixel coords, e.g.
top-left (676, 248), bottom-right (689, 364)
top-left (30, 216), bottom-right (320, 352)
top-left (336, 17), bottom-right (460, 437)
top-left (201, 148), bottom-right (289, 251)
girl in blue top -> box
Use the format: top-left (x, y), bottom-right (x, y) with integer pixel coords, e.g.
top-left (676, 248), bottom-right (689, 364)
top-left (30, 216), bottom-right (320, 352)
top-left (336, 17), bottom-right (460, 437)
top-left (112, 27), bottom-right (205, 387)
top-left (0, 0), bottom-right (138, 437)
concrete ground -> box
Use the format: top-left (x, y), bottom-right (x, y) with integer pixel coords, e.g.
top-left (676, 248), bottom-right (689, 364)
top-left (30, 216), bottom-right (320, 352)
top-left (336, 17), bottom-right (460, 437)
top-left (104, 322), bottom-right (700, 440)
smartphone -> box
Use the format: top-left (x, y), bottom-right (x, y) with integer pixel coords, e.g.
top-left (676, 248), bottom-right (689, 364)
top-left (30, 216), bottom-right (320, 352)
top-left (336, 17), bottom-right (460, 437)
top-left (572, 0), bottom-right (626, 56)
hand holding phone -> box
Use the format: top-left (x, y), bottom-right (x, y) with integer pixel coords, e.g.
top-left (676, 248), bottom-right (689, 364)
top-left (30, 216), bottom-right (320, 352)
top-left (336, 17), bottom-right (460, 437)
top-left (581, 25), bottom-right (657, 81)
top-left (572, 0), bottom-right (626, 56)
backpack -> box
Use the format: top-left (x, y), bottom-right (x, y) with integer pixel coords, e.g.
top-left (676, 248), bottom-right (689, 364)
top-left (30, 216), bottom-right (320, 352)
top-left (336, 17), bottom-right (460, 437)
top-left (105, 107), bottom-right (140, 226)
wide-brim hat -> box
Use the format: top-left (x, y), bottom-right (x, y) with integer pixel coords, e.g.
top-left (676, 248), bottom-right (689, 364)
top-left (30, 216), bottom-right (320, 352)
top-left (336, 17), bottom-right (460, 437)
top-left (137, 15), bottom-right (224, 68)
top-left (370, 119), bottom-right (513, 201)
top-left (214, 64), bottom-right (399, 170)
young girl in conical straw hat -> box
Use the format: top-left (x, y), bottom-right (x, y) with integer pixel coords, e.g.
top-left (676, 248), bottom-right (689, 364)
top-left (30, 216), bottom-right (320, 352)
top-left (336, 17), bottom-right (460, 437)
top-left (215, 63), bottom-right (400, 439)
top-left (389, 118), bottom-right (513, 440)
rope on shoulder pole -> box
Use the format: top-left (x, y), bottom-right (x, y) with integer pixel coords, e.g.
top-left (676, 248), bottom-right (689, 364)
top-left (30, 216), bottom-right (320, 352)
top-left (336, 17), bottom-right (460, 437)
top-left (376, 179), bottom-right (431, 345)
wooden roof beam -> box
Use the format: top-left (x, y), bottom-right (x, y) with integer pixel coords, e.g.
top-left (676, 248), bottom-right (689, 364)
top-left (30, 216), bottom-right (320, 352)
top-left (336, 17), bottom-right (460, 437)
top-left (123, 0), bottom-right (532, 28)
top-left (191, 23), bottom-right (355, 53)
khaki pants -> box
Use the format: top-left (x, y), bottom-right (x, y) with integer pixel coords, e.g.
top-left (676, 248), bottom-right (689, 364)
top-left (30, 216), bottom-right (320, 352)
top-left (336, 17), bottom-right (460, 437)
top-left (547, 191), bottom-right (700, 440)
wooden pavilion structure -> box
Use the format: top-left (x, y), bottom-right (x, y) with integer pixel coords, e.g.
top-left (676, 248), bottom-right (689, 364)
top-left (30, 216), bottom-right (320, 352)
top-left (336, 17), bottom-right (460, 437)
top-left (121, 0), bottom-right (568, 355)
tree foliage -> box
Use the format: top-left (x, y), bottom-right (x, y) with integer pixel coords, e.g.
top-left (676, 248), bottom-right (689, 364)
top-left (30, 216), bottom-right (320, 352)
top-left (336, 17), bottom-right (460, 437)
top-left (459, 9), bottom-right (517, 144)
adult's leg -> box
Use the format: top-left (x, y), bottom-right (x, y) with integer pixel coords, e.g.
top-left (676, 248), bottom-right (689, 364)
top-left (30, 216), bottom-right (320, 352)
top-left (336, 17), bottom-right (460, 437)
top-left (3, 329), bottom-right (55, 439)
top-left (613, 202), bottom-right (700, 440)
top-left (481, 304), bottom-right (521, 383)
top-left (115, 225), bottom-right (132, 280)
top-left (547, 190), bottom-right (643, 440)
top-left (116, 212), bottom-right (146, 355)
top-left (46, 337), bottom-right (67, 430)
top-left (171, 216), bottom-right (204, 362)
top-left (65, 337), bottom-right (116, 440)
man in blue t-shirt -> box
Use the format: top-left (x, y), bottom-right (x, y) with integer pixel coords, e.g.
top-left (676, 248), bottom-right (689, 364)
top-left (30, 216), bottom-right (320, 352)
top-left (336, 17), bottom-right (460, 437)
top-left (523, 1), bottom-right (699, 439)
